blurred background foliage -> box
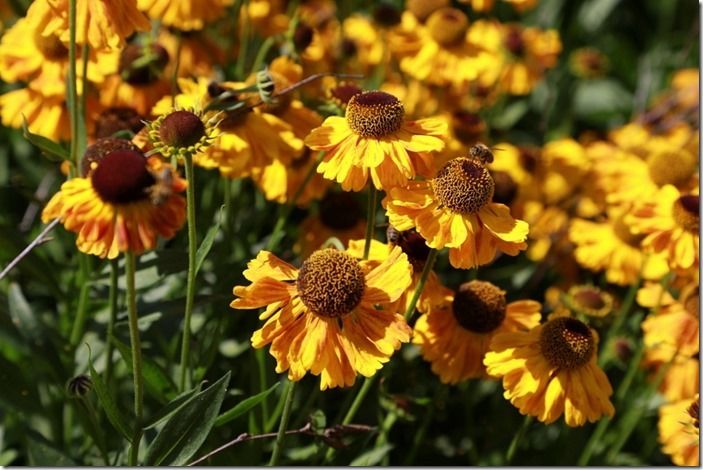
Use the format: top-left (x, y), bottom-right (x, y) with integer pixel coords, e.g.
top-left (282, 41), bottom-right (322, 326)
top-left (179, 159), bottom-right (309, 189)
top-left (0, 0), bottom-right (699, 466)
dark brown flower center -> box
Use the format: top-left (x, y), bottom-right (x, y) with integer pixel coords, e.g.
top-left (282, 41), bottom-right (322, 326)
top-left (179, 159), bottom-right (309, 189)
top-left (672, 195), bottom-right (700, 233)
top-left (489, 170), bottom-right (518, 206)
top-left (372, 3), bottom-right (401, 27)
top-left (318, 192), bottom-right (362, 230)
top-left (386, 226), bottom-right (430, 271)
top-left (297, 249), bottom-right (366, 318)
top-left (426, 8), bottom-right (469, 47)
top-left (119, 43), bottom-right (169, 86)
top-left (687, 398), bottom-right (700, 430)
top-left (293, 21), bottom-right (314, 52)
top-left (518, 147), bottom-right (539, 173)
top-left (539, 317), bottom-right (595, 370)
top-left (432, 158), bottom-right (495, 214)
top-left (568, 285), bottom-right (612, 317)
top-left (34, 32), bottom-right (68, 61)
top-left (95, 107), bottom-right (145, 139)
top-left (346, 91), bottom-right (404, 138)
top-left (452, 281), bottom-right (507, 333)
top-left (647, 150), bottom-right (697, 187)
top-left (452, 111), bottom-right (485, 145)
top-left (504, 27), bottom-right (525, 57)
top-left (81, 138), bottom-right (140, 176)
top-left (329, 82), bottom-right (363, 107)
top-left (159, 110), bottom-right (206, 148)
top-left (91, 150), bottom-right (154, 204)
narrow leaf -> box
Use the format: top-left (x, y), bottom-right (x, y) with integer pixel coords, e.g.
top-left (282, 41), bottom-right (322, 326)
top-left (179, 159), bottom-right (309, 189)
top-left (112, 335), bottom-right (175, 403)
top-left (26, 433), bottom-right (76, 466)
top-left (142, 388), bottom-right (199, 430)
top-left (215, 382), bottom-right (279, 427)
top-left (145, 371), bottom-right (231, 466)
top-left (195, 205), bottom-right (225, 275)
top-left (88, 353), bottom-right (132, 441)
top-left (7, 282), bottom-right (43, 343)
top-left (350, 444), bottom-right (393, 466)
top-left (21, 117), bottom-right (69, 162)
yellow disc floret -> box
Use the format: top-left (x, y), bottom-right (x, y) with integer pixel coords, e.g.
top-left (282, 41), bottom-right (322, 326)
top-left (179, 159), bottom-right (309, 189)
top-left (539, 317), bottom-right (595, 370)
top-left (297, 249), bottom-right (366, 318)
top-left (452, 280), bottom-right (507, 333)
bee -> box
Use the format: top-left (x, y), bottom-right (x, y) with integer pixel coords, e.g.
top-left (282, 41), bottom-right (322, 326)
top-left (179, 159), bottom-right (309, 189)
top-left (256, 68), bottom-right (277, 105)
top-left (468, 142), bottom-right (495, 165)
top-left (146, 166), bottom-right (174, 206)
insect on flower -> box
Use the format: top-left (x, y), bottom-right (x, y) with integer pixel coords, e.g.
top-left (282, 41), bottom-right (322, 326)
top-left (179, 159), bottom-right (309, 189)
top-left (146, 165), bottom-right (175, 206)
top-left (468, 142), bottom-right (503, 165)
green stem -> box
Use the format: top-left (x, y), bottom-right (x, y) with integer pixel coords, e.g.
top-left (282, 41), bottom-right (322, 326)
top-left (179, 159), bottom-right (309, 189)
top-left (362, 185), bottom-right (378, 260)
top-left (323, 376), bottom-right (376, 463)
top-left (104, 260), bottom-right (119, 388)
top-left (505, 415), bottom-right (532, 464)
top-left (69, 255), bottom-right (90, 346)
top-left (234, 0), bottom-right (251, 80)
top-left (251, 36), bottom-right (276, 75)
top-left (67, 0), bottom-right (79, 170)
top-left (77, 41), bottom-right (89, 159)
top-left (404, 249), bottom-right (437, 321)
top-left (179, 153), bottom-right (198, 392)
top-left (171, 31), bottom-right (183, 107)
top-left (256, 349), bottom-right (270, 431)
top-left (266, 151), bottom-right (323, 252)
top-left (268, 380), bottom-right (296, 466)
top-left (599, 273), bottom-right (642, 367)
top-left (125, 252), bottom-right (144, 466)
top-left (404, 384), bottom-right (446, 465)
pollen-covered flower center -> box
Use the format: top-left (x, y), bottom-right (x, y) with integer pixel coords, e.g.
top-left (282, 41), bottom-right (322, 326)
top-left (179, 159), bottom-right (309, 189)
top-left (95, 107), bottom-right (145, 139)
top-left (672, 194), bottom-right (700, 233)
top-left (426, 8), bottom-right (469, 46)
top-left (329, 82), bottom-right (363, 107)
top-left (297, 249), bottom-right (366, 318)
top-left (159, 110), bottom-right (206, 149)
top-left (82, 137), bottom-right (140, 176)
top-left (431, 158), bottom-right (495, 214)
top-left (452, 281), bottom-right (507, 333)
top-left (387, 226), bottom-right (430, 271)
top-left (647, 150), bottom-right (697, 187)
top-left (539, 317), bottom-right (595, 370)
top-left (91, 150), bottom-right (155, 204)
top-left (687, 398), bottom-right (700, 430)
top-left (346, 91), bottom-right (404, 138)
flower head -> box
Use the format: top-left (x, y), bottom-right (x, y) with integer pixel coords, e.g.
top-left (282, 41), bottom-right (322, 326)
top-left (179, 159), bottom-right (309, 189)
top-left (231, 247), bottom-right (413, 389)
top-left (146, 108), bottom-right (220, 159)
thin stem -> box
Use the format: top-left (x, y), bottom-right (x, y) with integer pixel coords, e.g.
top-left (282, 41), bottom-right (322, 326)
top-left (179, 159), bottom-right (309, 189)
top-left (67, 0), bottom-right (79, 169)
top-left (256, 349), bottom-right (270, 431)
top-left (125, 252), bottom-right (144, 466)
top-left (266, 151), bottom-right (323, 252)
top-left (404, 384), bottom-right (446, 465)
top-left (179, 153), bottom-right (198, 392)
top-left (323, 376), bottom-right (376, 463)
top-left (362, 185), bottom-right (377, 260)
top-left (268, 380), bottom-right (296, 466)
top-left (0, 218), bottom-right (59, 281)
top-left (404, 249), bottom-right (437, 321)
top-left (104, 260), bottom-right (119, 387)
top-left (505, 415), bottom-right (532, 464)
top-left (251, 36), bottom-right (276, 75)
top-left (171, 31), bottom-right (183, 107)
top-left (69, 254), bottom-right (91, 346)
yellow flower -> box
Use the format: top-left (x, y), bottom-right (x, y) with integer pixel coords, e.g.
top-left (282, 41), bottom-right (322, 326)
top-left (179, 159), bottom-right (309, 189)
top-left (230, 247), bottom-right (413, 390)
top-left (32, 0), bottom-right (149, 51)
top-left (252, 149), bottom-right (330, 207)
top-left (347, 232), bottom-right (450, 315)
top-left (384, 157), bottom-right (528, 269)
top-left (341, 15), bottom-right (385, 68)
top-left (294, 191), bottom-right (366, 258)
top-left (626, 185), bottom-right (699, 271)
top-left (305, 90), bottom-right (446, 191)
top-left (41, 147), bottom-right (186, 259)
top-left (138, 0), bottom-right (233, 31)
top-left (569, 209), bottom-right (668, 286)
top-left (658, 394), bottom-right (699, 466)
top-left (0, 88), bottom-right (71, 141)
top-left (639, 282), bottom-right (699, 401)
top-left (484, 317), bottom-right (615, 426)
top-left (414, 280), bottom-right (541, 383)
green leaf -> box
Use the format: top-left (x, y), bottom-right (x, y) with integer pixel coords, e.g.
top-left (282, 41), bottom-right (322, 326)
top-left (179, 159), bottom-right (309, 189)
top-left (214, 382), bottom-right (279, 427)
top-left (309, 409), bottom-right (326, 434)
top-left (88, 352), bottom-right (133, 441)
top-left (7, 282), bottom-right (43, 343)
top-left (0, 354), bottom-right (39, 414)
top-left (0, 449), bottom-right (18, 466)
top-left (112, 335), bottom-right (175, 403)
top-left (491, 100), bottom-right (529, 130)
top-left (350, 444), bottom-right (393, 466)
top-left (142, 388), bottom-right (200, 430)
top-left (26, 432), bottom-right (77, 466)
top-left (145, 371), bottom-right (231, 466)
top-left (572, 79), bottom-right (632, 120)
top-left (195, 205), bottom-right (225, 275)
top-left (21, 117), bottom-right (69, 162)
top-left (578, 0), bottom-right (622, 32)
